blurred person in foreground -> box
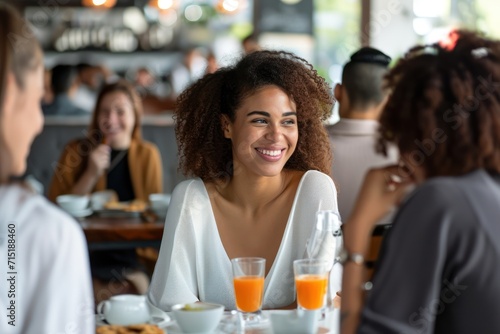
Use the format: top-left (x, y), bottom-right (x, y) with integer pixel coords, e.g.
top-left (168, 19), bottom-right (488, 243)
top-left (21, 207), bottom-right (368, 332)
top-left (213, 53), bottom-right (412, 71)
top-left (148, 50), bottom-right (340, 311)
top-left (328, 47), bottom-right (398, 224)
top-left (0, 3), bottom-right (94, 333)
top-left (42, 64), bottom-right (87, 116)
top-left (341, 30), bottom-right (500, 333)
top-left (48, 81), bottom-right (163, 304)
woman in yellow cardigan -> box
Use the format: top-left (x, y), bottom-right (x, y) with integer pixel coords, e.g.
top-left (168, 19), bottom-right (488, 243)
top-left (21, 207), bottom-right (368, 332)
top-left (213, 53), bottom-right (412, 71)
top-left (49, 80), bottom-right (163, 303)
top-left (48, 81), bottom-right (162, 202)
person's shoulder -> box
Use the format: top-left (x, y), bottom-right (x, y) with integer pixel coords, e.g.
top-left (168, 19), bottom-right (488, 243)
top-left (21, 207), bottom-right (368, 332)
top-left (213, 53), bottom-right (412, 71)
top-left (133, 140), bottom-right (161, 155)
top-left (397, 172), bottom-right (489, 222)
top-left (409, 172), bottom-right (473, 201)
top-left (296, 170), bottom-right (336, 195)
top-left (301, 170), bottom-right (334, 184)
top-left (172, 178), bottom-right (205, 196)
top-left (168, 179), bottom-right (207, 215)
top-left (1, 186), bottom-right (83, 239)
top-left (63, 138), bottom-right (88, 151)
top-left (135, 139), bottom-right (159, 150)
top-left (72, 105), bottom-right (89, 115)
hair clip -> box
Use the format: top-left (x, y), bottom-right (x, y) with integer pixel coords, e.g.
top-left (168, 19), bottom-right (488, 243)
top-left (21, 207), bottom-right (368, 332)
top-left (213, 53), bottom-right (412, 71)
top-left (439, 30), bottom-right (459, 51)
top-left (471, 47), bottom-right (490, 59)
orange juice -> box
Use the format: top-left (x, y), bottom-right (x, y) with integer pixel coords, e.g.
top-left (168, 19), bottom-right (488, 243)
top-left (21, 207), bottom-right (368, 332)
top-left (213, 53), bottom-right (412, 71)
top-left (233, 276), bottom-right (265, 312)
top-left (295, 274), bottom-right (328, 310)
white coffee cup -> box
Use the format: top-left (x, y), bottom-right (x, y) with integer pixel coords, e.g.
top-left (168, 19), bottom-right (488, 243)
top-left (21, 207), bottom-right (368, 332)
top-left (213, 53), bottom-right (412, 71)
top-left (269, 309), bottom-right (321, 334)
top-left (90, 190), bottom-right (118, 210)
top-left (56, 194), bottom-right (89, 212)
top-left (97, 294), bottom-right (151, 326)
top-left (149, 193), bottom-right (171, 211)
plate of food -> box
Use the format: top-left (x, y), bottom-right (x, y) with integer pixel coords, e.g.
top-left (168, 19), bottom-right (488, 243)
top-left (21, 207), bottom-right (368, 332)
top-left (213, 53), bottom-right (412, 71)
top-left (94, 199), bottom-right (148, 218)
top-left (96, 323), bottom-right (164, 334)
top-left (96, 307), bottom-right (173, 333)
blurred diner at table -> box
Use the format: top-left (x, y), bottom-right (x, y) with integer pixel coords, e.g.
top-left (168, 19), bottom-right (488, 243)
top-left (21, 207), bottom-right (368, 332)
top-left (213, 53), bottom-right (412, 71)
top-left (148, 50), bottom-right (341, 312)
top-left (74, 63), bottom-right (117, 113)
top-left (42, 64), bottom-right (87, 116)
top-left (341, 30), bottom-right (500, 334)
top-left (48, 80), bottom-right (163, 305)
top-left (0, 3), bottom-right (94, 333)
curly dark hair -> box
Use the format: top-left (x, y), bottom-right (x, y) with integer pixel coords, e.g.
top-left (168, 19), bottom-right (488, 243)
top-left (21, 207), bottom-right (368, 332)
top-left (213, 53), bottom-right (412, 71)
top-left (175, 50), bottom-right (334, 182)
top-left (379, 30), bottom-right (500, 177)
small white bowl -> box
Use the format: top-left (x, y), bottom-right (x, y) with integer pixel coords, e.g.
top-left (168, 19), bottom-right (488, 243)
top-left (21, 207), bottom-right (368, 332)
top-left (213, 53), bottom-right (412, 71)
top-left (56, 194), bottom-right (90, 212)
top-left (90, 190), bottom-right (118, 210)
top-left (149, 193), bottom-right (171, 211)
top-left (171, 302), bottom-right (224, 334)
top-left (269, 309), bottom-right (321, 334)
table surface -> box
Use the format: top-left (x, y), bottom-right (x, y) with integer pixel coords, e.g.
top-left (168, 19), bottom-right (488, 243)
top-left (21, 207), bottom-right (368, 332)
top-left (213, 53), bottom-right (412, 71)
top-left (79, 214), bottom-right (164, 250)
top-left (97, 309), bottom-right (340, 334)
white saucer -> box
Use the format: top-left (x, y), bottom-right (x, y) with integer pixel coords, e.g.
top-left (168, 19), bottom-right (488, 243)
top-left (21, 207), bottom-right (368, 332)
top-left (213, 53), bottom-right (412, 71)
top-left (65, 208), bottom-right (93, 218)
top-left (96, 309), bottom-right (173, 328)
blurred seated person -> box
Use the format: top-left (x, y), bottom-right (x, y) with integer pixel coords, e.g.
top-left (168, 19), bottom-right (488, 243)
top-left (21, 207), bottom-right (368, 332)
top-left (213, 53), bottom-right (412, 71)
top-left (328, 47), bottom-right (398, 223)
top-left (169, 47), bottom-right (207, 98)
top-left (341, 30), bottom-right (500, 334)
top-left (205, 50), bottom-right (218, 74)
top-left (42, 64), bottom-right (87, 116)
top-left (0, 3), bottom-right (94, 333)
top-left (242, 33), bottom-right (261, 54)
top-left (133, 67), bottom-right (175, 114)
top-left (42, 67), bottom-right (53, 106)
top-left (73, 63), bottom-right (116, 112)
top-left (48, 81), bottom-right (163, 304)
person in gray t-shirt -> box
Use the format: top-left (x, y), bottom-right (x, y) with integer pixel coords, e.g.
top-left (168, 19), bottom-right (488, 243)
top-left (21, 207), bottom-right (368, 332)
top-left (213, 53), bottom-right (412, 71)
top-left (341, 30), bottom-right (500, 334)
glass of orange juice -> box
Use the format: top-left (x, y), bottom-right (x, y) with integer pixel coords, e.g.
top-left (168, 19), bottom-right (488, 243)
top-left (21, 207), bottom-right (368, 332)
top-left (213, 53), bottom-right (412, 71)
top-left (231, 257), bottom-right (266, 327)
top-left (293, 259), bottom-right (329, 310)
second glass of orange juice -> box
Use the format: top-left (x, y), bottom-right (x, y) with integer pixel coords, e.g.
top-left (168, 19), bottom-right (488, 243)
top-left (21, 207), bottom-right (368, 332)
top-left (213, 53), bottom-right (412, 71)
top-left (293, 259), bottom-right (329, 310)
top-left (231, 257), bottom-right (266, 327)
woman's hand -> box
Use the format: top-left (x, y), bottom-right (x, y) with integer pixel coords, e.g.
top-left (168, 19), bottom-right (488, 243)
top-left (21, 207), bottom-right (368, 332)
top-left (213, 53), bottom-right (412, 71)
top-left (348, 165), bottom-right (415, 230)
top-left (88, 144), bottom-right (110, 177)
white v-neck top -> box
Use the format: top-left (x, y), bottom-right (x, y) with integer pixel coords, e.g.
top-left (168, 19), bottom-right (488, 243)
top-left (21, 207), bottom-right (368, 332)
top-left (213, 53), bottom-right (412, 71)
top-left (148, 170), bottom-right (340, 311)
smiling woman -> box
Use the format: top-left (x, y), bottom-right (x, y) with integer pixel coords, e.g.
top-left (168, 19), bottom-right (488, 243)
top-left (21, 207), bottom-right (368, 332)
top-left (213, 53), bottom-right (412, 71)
top-left (47, 80), bottom-right (163, 305)
top-left (148, 50), bottom-right (340, 312)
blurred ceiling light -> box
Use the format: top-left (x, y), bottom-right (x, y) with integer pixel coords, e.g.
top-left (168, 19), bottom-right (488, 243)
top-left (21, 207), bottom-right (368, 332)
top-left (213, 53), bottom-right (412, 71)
top-left (82, 0), bottom-right (116, 8)
top-left (413, 0), bottom-right (450, 18)
top-left (281, 0), bottom-right (302, 4)
top-left (159, 9), bottom-right (178, 26)
top-left (149, 0), bottom-right (178, 11)
top-left (124, 7), bottom-right (148, 34)
top-left (184, 4), bottom-right (203, 22)
top-left (216, 0), bottom-right (246, 15)
top-left (413, 18), bottom-right (433, 36)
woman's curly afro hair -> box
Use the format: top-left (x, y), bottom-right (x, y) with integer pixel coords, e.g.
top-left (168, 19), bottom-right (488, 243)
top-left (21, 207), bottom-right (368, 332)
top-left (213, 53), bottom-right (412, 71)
top-left (175, 50), bottom-right (334, 182)
top-left (379, 30), bottom-right (500, 177)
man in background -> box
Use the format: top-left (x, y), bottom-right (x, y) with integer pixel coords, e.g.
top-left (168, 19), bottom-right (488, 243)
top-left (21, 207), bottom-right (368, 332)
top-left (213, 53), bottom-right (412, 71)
top-left (328, 47), bottom-right (399, 224)
top-left (42, 64), bottom-right (87, 116)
